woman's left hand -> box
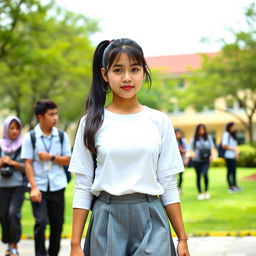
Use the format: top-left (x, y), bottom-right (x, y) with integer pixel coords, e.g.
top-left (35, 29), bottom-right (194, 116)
top-left (177, 240), bottom-right (190, 256)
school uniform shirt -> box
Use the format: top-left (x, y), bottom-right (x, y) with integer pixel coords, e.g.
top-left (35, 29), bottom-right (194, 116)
top-left (189, 136), bottom-right (215, 162)
top-left (69, 106), bottom-right (184, 210)
top-left (222, 131), bottom-right (237, 159)
top-left (0, 148), bottom-right (25, 187)
top-left (21, 124), bottom-right (71, 192)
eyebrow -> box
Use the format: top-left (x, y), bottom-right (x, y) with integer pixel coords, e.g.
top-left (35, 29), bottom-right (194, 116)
top-left (111, 63), bottom-right (141, 67)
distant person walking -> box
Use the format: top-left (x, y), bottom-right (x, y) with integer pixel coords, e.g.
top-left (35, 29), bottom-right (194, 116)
top-left (222, 122), bottom-right (241, 193)
top-left (189, 124), bottom-right (215, 200)
top-left (175, 128), bottom-right (188, 194)
top-left (0, 116), bottom-right (26, 256)
top-left (21, 100), bottom-right (71, 256)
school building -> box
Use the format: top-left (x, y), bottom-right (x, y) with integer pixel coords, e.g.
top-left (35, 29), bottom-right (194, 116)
top-left (146, 53), bottom-right (256, 145)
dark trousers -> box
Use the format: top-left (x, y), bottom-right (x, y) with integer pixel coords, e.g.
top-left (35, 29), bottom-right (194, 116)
top-left (31, 188), bottom-right (65, 256)
top-left (0, 186), bottom-right (25, 244)
top-left (225, 158), bottom-right (237, 187)
top-left (193, 161), bottom-right (210, 193)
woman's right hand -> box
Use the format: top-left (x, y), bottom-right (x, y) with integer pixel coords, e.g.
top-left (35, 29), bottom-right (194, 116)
top-left (70, 245), bottom-right (84, 256)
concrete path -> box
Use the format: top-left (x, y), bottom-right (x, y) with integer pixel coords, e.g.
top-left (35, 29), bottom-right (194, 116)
top-left (0, 236), bottom-right (255, 255)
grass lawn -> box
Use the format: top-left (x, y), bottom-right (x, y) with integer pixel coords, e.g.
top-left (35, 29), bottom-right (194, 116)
top-left (10, 167), bottom-right (256, 236)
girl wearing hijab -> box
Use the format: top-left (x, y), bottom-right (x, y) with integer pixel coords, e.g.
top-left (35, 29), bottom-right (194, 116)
top-left (0, 116), bottom-right (25, 256)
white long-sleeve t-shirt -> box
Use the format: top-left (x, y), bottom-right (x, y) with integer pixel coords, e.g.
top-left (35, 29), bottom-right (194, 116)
top-left (69, 106), bottom-right (184, 210)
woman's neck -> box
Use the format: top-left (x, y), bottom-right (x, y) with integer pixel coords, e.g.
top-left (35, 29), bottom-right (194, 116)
top-left (107, 94), bottom-right (143, 114)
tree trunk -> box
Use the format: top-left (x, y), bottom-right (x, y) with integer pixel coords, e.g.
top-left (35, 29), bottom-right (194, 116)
top-left (248, 116), bottom-right (254, 144)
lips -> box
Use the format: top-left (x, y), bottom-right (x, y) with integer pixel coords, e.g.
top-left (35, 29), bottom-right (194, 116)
top-left (121, 85), bottom-right (134, 91)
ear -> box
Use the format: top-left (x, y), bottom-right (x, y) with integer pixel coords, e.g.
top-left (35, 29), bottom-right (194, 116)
top-left (101, 68), bottom-right (108, 82)
top-left (37, 114), bottom-right (44, 123)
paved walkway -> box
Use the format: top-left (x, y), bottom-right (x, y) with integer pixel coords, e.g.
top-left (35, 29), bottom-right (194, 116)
top-left (0, 236), bottom-right (256, 256)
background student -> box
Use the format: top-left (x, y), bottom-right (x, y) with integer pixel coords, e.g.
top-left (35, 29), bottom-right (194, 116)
top-left (222, 122), bottom-right (241, 193)
top-left (21, 100), bottom-right (71, 256)
top-left (0, 116), bottom-right (26, 256)
top-left (175, 128), bottom-right (188, 194)
top-left (189, 124), bottom-right (215, 200)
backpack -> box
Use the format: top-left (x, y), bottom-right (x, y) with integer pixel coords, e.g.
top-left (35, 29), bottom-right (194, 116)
top-left (218, 134), bottom-right (230, 158)
top-left (29, 129), bottom-right (72, 183)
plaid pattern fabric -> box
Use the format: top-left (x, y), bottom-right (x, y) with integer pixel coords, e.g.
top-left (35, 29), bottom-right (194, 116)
top-left (84, 192), bottom-right (176, 256)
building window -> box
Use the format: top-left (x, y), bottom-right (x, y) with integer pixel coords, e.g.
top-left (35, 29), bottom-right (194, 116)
top-left (237, 130), bottom-right (245, 145)
top-left (226, 99), bottom-right (234, 110)
top-left (168, 103), bottom-right (185, 114)
top-left (177, 79), bottom-right (185, 89)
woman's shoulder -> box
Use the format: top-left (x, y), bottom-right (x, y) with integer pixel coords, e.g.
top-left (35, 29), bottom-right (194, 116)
top-left (144, 106), bottom-right (171, 122)
top-left (223, 131), bottom-right (229, 138)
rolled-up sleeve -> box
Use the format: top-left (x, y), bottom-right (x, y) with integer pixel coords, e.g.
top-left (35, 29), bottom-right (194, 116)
top-left (73, 173), bottom-right (94, 210)
top-left (156, 114), bottom-right (184, 178)
top-left (68, 116), bottom-right (94, 210)
top-left (158, 174), bottom-right (180, 206)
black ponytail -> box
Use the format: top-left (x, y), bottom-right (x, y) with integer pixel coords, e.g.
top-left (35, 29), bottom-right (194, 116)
top-left (84, 38), bottom-right (151, 153)
top-left (84, 40), bottom-right (110, 153)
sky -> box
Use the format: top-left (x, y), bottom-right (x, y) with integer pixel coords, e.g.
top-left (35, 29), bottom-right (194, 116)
top-left (55, 0), bottom-right (253, 57)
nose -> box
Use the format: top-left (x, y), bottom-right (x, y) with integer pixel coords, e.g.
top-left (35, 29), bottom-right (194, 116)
top-left (122, 71), bottom-right (131, 82)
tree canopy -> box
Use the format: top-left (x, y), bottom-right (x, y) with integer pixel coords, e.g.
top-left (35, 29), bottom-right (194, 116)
top-left (0, 0), bottom-right (98, 128)
top-left (179, 3), bottom-right (256, 143)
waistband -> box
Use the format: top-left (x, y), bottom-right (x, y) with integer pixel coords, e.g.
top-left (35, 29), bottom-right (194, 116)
top-left (98, 191), bottom-right (158, 204)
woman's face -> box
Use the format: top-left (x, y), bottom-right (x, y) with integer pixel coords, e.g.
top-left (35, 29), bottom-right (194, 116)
top-left (175, 131), bottom-right (182, 139)
top-left (230, 124), bottom-right (236, 133)
top-left (101, 53), bottom-right (145, 100)
top-left (8, 121), bottom-right (21, 140)
top-left (198, 126), bottom-right (206, 136)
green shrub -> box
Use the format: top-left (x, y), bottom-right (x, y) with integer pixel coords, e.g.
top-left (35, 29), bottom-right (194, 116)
top-left (237, 144), bottom-right (256, 167)
top-left (211, 158), bottom-right (225, 167)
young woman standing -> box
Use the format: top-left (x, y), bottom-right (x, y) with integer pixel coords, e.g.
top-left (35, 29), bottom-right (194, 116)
top-left (69, 38), bottom-right (190, 256)
top-left (189, 124), bottom-right (215, 200)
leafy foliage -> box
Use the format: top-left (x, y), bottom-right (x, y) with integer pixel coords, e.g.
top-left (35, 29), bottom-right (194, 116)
top-left (179, 3), bottom-right (256, 142)
top-left (0, 0), bottom-right (98, 128)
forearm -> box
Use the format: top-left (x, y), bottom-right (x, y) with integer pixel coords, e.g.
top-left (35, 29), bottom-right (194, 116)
top-left (223, 145), bottom-right (236, 151)
top-left (9, 160), bottom-right (24, 171)
top-left (71, 208), bottom-right (89, 247)
top-left (25, 161), bottom-right (37, 188)
top-left (52, 155), bottom-right (70, 166)
top-left (164, 202), bottom-right (187, 240)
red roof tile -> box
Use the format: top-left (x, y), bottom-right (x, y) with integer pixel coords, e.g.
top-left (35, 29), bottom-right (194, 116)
top-left (146, 52), bottom-right (218, 74)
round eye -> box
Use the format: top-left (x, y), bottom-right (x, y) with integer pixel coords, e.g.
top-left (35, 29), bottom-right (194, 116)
top-left (132, 67), bottom-right (140, 72)
top-left (113, 68), bottom-right (122, 73)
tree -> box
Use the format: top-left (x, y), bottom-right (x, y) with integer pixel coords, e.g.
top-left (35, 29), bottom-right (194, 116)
top-left (0, 0), bottom-right (98, 128)
top-left (138, 70), bottom-right (179, 112)
top-left (180, 3), bottom-right (256, 143)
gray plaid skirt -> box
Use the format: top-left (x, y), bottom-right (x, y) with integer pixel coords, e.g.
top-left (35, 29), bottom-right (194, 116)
top-left (84, 192), bottom-right (176, 256)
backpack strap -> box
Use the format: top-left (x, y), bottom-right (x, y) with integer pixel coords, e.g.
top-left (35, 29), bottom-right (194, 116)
top-left (30, 130), bottom-right (36, 150)
top-left (12, 147), bottom-right (22, 160)
top-left (58, 130), bottom-right (64, 155)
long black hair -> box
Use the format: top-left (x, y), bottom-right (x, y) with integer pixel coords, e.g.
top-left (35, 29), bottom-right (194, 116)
top-left (84, 38), bottom-right (151, 153)
top-left (226, 122), bottom-right (237, 140)
top-left (194, 124), bottom-right (209, 141)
